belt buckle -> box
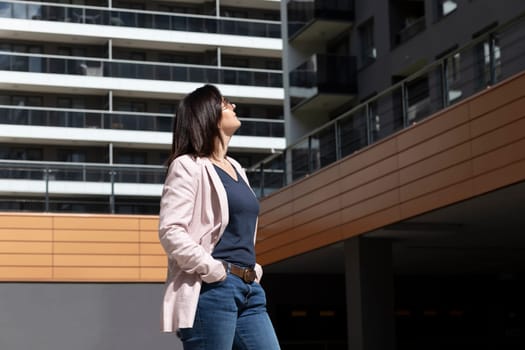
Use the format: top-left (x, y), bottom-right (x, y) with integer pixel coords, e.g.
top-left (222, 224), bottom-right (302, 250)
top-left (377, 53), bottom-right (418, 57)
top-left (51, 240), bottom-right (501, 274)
top-left (243, 268), bottom-right (256, 283)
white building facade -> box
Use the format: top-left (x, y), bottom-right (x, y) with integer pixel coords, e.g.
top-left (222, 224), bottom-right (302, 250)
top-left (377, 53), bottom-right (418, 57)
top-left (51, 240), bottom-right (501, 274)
top-left (0, 0), bottom-right (284, 213)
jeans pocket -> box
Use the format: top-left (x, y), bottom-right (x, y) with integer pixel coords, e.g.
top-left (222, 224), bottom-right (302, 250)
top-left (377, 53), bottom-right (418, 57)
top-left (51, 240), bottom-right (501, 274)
top-left (201, 276), bottom-right (227, 290)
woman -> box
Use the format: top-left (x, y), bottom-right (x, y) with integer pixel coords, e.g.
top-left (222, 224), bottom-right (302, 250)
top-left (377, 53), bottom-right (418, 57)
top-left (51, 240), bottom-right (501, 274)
top-left (158, 84), bottom-right (280, 350)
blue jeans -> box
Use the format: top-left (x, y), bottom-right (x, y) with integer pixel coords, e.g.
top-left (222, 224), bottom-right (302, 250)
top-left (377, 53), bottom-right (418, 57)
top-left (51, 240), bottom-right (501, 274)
top-left (177, 274), bottom-right (280, 350)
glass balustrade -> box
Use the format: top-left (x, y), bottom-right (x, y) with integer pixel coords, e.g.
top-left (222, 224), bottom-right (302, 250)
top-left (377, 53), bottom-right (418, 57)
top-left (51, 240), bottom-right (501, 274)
top-left (236, 118), bottom-right (285, 138)
top-left (0, 160), bottom-right (165, 212)
top-left (0, 161), bottom-right (165, 184)
top-left (0, 194), bottom-right (161, 214)
top-left (0, 106), bottom-right (172, 131)
top-left (0, 160), bottom-right (273, 213)
top-left (0, 51), bottom-right (283, 88)
top-left (0, 0), bottom-right (280, 38)
top-left (246, 153), bottom-right (286, 198)
top-left (289, 54), bottom-right (357, 109)
top-left (287, 0), bottom-right (354, 39)
top-left (0, 161), bottom-right (275, 188)
top-left (0, 105), bottom-right (283, 136)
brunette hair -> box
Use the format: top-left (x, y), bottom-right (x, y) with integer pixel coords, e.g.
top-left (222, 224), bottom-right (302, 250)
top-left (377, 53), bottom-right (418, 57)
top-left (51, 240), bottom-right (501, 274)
top-left (166, 84), bottom-right (224, 166)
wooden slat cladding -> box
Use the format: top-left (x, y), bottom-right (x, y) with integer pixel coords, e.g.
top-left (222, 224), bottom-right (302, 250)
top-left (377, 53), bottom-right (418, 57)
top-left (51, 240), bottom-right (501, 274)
top-left (0, 213), bottom-right (165, 282)
top-left (257, 71), bottom-right (525, 265)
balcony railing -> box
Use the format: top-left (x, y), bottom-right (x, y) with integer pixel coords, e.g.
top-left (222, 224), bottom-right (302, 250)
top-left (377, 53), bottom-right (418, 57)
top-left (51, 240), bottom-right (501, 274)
top-left (395, 16), bottom-right (426, 46)
top-left (0, 160), bottom-right (165, 184)
top-left (3, 11), bottom-right (524, 212)
top-left (287, 0), bottom-right (354, 39)
top-left (248, 13), bottom-right (525, 198)
top-left (0, 105), bottom-right (173, 132)
top-left (0, 105), bottom-right (284, 137)
top-left (0, 159), bottom-right (279, 213)
top-left (0, 159), bottom-right (165, 212)
top-left (289, 54), bottom-right (357, 108)
top-left (0, 51), bottom-right (283, 88)
top-left (0, 0), bottom-right (281, 38)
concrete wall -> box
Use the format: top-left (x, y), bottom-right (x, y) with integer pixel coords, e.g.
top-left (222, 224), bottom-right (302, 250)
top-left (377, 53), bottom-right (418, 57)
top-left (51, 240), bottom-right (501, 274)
top-left (0, 283), bottom-right (181, 350)
top-left (354, 0), bottom-right (525, 99)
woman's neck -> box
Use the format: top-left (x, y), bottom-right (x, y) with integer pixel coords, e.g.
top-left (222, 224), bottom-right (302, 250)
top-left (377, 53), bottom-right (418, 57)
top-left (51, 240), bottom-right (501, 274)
top-left (212, 135), bottom-right (230, 161)
top-left (211, 153), bottom-right (227, 163)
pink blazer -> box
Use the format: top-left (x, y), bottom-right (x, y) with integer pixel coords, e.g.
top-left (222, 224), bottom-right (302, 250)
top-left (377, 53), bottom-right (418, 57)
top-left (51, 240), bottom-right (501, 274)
top-left (158, 154), bottom-right (263, 331)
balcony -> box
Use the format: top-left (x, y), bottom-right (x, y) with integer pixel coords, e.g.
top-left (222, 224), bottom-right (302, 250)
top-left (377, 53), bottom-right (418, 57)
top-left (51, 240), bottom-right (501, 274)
top-left (287, 0), bottom-right (354, 45)
top-left (251, 13), bottom-right (525, 198)
top-left (0, 105), bottom-right (284, 137)
top-left (0, 51), bottom-right (283, 88)
top-left (395, 16), bottom-right (426, 46)
top-left (390, 0), bottom-right (426, 47)
top-left (289, 54), bottom-right (357, 114)
top-left (0, 159), bottom-right (278, 213)
top-left (0, 159), bottom-right (163, 213)
top-left (0, 105), bottom-right (172, 131)
top-left (0, 0), bottom-right (280, 38)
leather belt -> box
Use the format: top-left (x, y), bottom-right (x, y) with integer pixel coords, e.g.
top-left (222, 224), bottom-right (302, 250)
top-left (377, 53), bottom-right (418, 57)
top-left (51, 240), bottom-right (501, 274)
top-left (222, 261), bottom-right (256, 283)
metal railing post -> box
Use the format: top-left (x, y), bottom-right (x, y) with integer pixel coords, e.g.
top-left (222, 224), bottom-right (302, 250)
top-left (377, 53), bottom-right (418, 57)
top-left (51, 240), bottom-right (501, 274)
top-left (441, 60), bottom-right (450, 108)
top-left (109, 169), bottom-right (116, 214)
top-left (334, 120), bottom-right (341, 161)
top-left (489, 33), bottom-right (497, 86)
top-left (259, 162), bottom-right (265, 198)
top-left (308, 135), bottom-right (313, 174)
top-left (365, 103), bottom-right (372, 146)
top-left (44, 168), bottom-right (50, 212)
top-left (401, 81), bottom-right (409, 127)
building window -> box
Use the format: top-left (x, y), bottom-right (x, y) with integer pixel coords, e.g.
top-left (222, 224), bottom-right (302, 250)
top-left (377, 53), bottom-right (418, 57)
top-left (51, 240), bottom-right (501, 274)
top-left (405, 75), bottom-right (430, 123)
top-left (358, 18), bottom-right (376, 67)
top-left (445, 52), bottom-right (463, 103)
top-left (479, 36), bottom-right (501, 87)
top-left (159, 103), bottom-right (176, 115)
top-left (391, 0), bottom-right (426, 46)
top-left (436, 0), bottom-right (458, 19)
top-left (10, 95), bottom-right (43, 125)
top-left (265, 59), bottom-right (282, 70)
top-left (3, 146), bottom-right (42, 161)
top-left (115, 151), bottom-right (146, 165)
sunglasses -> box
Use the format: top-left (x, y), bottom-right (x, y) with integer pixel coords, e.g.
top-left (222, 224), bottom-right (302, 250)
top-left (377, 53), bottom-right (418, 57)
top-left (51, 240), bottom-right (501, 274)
top-left (222, 97), bottom-right (236, 111)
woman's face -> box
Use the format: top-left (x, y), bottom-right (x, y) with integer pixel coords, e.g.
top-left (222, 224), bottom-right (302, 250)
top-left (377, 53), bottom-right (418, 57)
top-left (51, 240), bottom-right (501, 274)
top-left (218, 97), bottom-right (241, 136)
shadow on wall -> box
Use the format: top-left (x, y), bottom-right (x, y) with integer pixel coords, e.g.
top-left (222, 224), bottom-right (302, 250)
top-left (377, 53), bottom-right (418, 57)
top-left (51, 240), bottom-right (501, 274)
top-left (0, 283), bottom-right (182, 350)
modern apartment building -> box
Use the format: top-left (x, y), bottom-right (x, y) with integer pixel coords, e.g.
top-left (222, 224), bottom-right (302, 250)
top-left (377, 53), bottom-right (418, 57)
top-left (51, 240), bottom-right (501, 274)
top-left (251, 0), bottom-right (525, 349)
top-left (0, 1), bottom-right (283, 349)
top-left (0, 0), bottom-right (284, 214)
top-left (2, 1), bottom-right (525, 350)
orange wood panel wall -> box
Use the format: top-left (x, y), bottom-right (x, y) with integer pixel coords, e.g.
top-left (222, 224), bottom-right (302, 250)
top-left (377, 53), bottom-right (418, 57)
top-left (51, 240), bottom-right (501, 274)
top-left (0, 213), bottom-right (165, 282)
top-left (257, 71), bottom-right (525, 265)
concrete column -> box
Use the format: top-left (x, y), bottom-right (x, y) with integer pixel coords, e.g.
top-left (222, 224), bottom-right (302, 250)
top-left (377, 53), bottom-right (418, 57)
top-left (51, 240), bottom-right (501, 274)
top-left (344, 236), bottom-right (395, 350)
